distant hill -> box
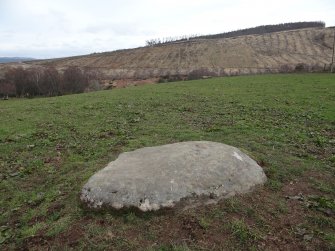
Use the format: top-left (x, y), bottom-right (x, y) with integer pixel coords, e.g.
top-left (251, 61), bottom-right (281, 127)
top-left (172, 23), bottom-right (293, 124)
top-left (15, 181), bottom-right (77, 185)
top-left (1, 22), bottom-right (334, 83)
top-left (0, 57), bottom-right (35, 63)
top-left (28, 26), bottom-right (334, 78)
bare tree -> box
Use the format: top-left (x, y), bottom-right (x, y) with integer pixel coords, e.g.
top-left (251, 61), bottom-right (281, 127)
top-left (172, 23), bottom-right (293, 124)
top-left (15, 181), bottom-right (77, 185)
top-left (61, 66), bottom-right (89, 94)
top-left (83, 67), bottom-right (104, 91)
top-left (3, 66), bottom-right (102, 97)
top-left (40, 67), bottom-right (61, 96)
top-left (26, 68), bottom-right (44, 96)
top-left (4, 67), bottom-right (29, 97)
top-left (0, 79), bottom-right (16, 97)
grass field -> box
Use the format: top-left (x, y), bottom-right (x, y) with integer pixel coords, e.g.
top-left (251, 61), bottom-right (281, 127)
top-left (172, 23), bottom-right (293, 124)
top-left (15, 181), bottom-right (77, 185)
top-left (0, 74), bottom-right (334, 250)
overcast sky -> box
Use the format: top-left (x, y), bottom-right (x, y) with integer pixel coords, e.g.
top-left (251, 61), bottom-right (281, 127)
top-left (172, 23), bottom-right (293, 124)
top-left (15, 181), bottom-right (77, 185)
top-left (1, 0), bottom-right (334, 59)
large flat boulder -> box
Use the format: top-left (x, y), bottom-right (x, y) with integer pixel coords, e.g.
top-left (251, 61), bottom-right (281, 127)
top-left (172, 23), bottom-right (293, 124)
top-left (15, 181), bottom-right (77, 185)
top-left (80, 141), bottom-right (266, 212)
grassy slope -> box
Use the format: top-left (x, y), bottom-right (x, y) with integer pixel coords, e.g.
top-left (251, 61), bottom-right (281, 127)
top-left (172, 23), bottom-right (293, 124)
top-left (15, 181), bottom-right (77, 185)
top-left (0, 74), bottom-right (334, 250)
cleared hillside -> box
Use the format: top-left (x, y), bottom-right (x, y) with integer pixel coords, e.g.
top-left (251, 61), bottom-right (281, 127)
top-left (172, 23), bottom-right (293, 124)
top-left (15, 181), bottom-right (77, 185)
top-left (1, 27), bottom-right (334, 82)
top-left (26, 27), bottom-right (334, 78)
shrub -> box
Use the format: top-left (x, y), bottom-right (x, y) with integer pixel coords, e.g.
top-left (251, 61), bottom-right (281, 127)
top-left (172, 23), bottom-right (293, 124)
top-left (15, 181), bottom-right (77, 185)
top-left (187, 68), bottom-right (217, 80)
top-left (295, 63), bottom-right (308, 72)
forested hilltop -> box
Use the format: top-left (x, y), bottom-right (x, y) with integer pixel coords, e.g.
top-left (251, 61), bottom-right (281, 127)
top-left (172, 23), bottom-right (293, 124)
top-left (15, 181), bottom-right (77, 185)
top-left (146, 21), bottom-right (326, 46)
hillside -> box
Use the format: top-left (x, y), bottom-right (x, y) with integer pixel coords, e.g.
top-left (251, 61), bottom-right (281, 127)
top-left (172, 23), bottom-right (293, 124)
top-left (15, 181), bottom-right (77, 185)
top-left (26, 27), bottom-right (335, 79)
top-left (0, 57), bottom-right (35, 63)
top-left (1, 74), bottom-right (334, 250)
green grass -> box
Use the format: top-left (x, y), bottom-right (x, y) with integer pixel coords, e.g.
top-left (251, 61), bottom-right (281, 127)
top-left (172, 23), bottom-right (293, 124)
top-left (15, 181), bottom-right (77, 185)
top-left (0, 73), bottom-right (334, 250)
top-left (229, 218), bottom-right (260, 245)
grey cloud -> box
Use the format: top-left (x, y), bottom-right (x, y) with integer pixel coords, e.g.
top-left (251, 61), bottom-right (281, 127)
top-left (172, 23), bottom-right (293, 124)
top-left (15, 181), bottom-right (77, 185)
top-left (1, 0), bottom-right (334, 58)
top-left (84, 22), bottom-right (155, 37)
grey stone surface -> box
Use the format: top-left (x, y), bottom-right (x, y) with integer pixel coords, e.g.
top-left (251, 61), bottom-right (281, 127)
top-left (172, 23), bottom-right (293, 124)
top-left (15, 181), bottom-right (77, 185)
top-left (80, 141), bottom-right (267, 212)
